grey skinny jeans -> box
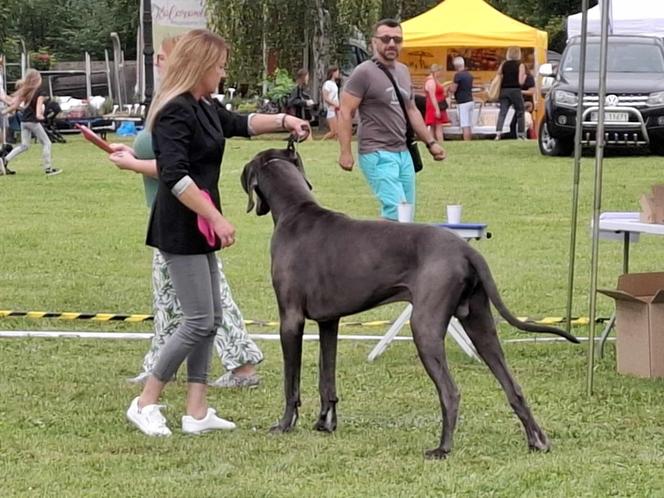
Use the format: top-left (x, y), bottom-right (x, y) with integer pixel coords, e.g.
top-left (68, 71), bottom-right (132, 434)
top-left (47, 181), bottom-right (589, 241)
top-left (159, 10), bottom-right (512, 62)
top-left (5, 121), bottom-right (52, 170)
top-left (151, 251), bottom-right (222, 384)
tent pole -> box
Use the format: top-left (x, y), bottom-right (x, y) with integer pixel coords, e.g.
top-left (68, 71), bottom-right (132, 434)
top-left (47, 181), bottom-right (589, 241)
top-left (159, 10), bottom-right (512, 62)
top-left (587, 0), bottom-right (612, 396)
top-left (565, 0), bottom-right (590, 334)
top-left (142, 0), bottom-right (154, 112)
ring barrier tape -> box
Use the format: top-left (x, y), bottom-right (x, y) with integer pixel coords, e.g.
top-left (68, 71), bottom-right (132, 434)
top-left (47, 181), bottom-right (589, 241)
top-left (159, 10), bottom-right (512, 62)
top-left (0, 310), bottom-right (607, 327)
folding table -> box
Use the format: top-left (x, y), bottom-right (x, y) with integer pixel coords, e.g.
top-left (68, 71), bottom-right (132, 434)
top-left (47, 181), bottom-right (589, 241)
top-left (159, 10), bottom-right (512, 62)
top-left (597, 212), bottom-right (664, 356)
top-left (367, 223), bottom-right (490, 362)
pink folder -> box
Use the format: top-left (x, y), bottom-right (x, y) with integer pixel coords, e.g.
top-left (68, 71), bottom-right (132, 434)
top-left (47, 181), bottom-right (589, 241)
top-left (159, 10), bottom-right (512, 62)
top-left (197, 190), bottom-right (217, 247)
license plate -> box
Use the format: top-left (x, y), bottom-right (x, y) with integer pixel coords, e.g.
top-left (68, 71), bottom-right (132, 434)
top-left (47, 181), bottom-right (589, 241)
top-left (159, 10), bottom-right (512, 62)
top-left (590, 111), bottom-right (629, 122)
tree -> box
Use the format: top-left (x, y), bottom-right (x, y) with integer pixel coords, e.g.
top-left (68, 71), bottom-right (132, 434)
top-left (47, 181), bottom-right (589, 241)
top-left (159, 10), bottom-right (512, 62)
top-left (488, 0), bottom-right (599, 52)
top-left (207, 0), bottom-right (383, 95)
top-left (1, 0), bottom-right (139, 62)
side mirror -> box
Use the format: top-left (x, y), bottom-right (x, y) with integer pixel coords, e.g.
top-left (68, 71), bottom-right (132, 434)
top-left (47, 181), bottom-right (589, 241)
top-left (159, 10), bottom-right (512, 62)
top-left (538, 63), bottom-right (555, 77)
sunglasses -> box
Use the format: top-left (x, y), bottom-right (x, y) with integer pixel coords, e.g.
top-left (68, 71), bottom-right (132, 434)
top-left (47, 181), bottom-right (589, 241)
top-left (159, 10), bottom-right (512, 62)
top-left (374, 35), bottom-right (404, 45)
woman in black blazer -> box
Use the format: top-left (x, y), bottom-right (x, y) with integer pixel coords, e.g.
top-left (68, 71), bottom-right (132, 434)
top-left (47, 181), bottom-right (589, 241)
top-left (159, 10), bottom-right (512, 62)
top-left (126, 29), bottom-right (309, 437)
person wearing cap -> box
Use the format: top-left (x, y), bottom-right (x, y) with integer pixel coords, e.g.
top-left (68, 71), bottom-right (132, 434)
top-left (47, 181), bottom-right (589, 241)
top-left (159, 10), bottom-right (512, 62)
top-left (424, 63), bottom-right (450, 143)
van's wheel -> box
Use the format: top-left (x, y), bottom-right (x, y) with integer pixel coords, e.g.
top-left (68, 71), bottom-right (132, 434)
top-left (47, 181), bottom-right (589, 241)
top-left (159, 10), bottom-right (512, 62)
top-left (538, 119), bottom-right (573, 156)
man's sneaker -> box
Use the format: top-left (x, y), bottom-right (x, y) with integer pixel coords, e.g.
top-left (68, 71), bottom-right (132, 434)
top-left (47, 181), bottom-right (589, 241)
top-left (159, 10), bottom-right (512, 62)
top-left (126, 371), bottom-right (151, 385)
top-left (44, 167), bottom-right (62, 176)
top-left (209, 371), bottom-right (260, 388)
top-left (126, 396), bottom-right (171, 437)
top-left (182, 408), bottom-right (236, 434)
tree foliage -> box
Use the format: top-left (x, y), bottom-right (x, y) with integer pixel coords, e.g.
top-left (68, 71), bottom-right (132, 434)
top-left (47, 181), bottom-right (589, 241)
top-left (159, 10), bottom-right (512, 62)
top-left (488, 0), bottom-right (599, 52)
top-left (1, 0), bottom-right (139, 62)
top-left (1, 0), bottom-right (597, 86)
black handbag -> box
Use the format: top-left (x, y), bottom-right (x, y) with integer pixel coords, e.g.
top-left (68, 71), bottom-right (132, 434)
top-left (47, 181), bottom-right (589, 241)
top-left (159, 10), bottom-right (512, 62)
top-left (373, 60), bottom-right (423, 173)
top-left (438, 99), bottom-right (448, 111)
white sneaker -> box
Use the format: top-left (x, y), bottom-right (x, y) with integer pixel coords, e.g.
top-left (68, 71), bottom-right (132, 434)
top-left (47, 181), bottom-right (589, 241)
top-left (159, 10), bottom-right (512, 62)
top-left (182, 408), bottom-right (236, 434)
top-left (126, 397), bottom-right (172, 437)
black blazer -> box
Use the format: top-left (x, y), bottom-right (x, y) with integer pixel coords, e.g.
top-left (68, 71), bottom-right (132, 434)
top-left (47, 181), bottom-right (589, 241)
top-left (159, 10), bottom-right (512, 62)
top-left (146, 93), bottom-right (250, 254)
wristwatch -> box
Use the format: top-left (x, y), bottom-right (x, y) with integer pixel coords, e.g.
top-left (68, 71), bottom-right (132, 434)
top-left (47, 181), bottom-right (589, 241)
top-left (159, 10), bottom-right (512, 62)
top-left (426, 140), bottom-right (437, 150)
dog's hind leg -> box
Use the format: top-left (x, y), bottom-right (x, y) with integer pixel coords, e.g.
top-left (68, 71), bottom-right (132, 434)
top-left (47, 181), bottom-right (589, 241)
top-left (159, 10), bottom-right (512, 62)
top-left (314, 319), bottom-right (339, 433)
top-left (458, 287), bottom-right (550, 452)
top-left (271, 311), bottom-right (305, 434)
top-left (410, 304), bottom-right (460, 460)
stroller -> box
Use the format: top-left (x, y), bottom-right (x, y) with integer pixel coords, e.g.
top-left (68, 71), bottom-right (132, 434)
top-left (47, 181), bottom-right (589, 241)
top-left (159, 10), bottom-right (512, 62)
top-left (42, 98), bottom-right (66, 144)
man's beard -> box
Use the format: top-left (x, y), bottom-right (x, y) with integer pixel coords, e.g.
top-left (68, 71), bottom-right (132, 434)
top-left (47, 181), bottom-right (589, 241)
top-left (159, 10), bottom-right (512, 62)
top-left (378, 47), bottom-right (399, 61)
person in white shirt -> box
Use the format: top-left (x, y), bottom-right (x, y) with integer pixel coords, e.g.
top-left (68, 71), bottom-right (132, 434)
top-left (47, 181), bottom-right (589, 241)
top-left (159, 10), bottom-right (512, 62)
top-left (321, 66), bottom-right (340, 140)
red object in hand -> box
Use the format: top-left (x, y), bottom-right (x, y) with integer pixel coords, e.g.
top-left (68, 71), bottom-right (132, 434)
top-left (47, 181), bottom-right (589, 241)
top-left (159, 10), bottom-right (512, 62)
top-left (75, 124), bottom-right (114, 153)
top-left (197, 190), bottom-right (217, 247)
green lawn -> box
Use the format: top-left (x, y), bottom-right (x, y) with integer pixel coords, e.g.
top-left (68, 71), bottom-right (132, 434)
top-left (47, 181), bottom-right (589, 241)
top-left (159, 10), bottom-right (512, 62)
top-left (1, 136), bottom-right (663, 497)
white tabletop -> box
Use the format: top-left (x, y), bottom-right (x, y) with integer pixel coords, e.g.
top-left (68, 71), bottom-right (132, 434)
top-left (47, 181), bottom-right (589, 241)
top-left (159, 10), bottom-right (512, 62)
top-left (599, 212), bottom-right (664, 236)
top-left (436, 223), bottom-right (489, 240)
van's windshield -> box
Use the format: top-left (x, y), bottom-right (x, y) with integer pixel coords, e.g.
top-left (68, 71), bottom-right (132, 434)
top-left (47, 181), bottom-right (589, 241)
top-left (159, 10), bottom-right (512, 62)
top-left (562, 43), bottom-right (664, 74)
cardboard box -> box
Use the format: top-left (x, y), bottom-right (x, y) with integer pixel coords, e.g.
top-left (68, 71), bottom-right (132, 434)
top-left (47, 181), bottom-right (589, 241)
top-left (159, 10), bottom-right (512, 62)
top-left (598, 272), bottom-right (664, 378)
top-left (639, 184), bottom-right (664, 224)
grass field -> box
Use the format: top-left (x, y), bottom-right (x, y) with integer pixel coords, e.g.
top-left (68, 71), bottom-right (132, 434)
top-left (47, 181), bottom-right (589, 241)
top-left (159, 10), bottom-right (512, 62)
top-left (1, 136), bottom-right (664, 497)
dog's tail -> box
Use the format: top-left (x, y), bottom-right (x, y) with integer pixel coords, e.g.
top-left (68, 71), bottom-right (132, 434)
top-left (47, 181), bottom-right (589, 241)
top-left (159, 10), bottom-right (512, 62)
top-left (467, 250), bottom-right (580, 344)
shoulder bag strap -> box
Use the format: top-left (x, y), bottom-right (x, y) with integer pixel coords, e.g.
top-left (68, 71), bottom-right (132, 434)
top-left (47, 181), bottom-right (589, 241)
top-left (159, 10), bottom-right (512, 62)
top-left (372, 59), bottom-right (414, 142)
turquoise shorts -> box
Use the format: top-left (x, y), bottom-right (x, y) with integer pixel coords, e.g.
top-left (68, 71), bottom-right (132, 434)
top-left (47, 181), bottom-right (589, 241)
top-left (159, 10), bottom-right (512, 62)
top-left (358, 150), bottom-right (415, 220)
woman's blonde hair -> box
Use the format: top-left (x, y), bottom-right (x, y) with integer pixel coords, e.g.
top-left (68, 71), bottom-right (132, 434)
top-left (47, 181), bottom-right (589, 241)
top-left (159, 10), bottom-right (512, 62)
top-left (13, 69), bottom-right (42, 105)
top-left (146, 29), bottom-right (228, 129)
top-left (506, 46), bottom-right (522, 61)
top-left (429, 63), bottom-right (442, 74)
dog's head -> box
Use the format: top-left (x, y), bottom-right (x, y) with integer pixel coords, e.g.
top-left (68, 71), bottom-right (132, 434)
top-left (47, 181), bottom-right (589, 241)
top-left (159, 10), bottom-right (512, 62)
top-left (241, 141), bottom-right (312, 216)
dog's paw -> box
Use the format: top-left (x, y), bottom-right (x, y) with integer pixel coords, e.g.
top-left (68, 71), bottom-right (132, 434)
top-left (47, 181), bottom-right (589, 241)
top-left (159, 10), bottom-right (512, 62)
top-left (424, 447), bottom-right (450, 460)
top-left (528, 431), bottom-right (551, 452)
top-left (313, 419), bottom-right (336, 433)
top-left (313, 409), bottom-right (337, 433)
top-left (269, 422), bottom-right (294, 434)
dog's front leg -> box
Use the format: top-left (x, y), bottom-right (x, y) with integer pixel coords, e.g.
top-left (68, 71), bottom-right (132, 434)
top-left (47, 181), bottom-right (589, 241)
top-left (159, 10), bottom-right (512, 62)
top-left (270, 312), bottom-right (305, 433)
top-left (314, 319), bottom-right (339, 433)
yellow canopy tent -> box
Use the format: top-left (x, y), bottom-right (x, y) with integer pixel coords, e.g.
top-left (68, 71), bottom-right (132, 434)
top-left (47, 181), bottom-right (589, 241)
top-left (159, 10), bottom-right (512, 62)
top-left (402, 0), bottom-right (547, 54)
top-left (401, 0), bottom-right (548, 120)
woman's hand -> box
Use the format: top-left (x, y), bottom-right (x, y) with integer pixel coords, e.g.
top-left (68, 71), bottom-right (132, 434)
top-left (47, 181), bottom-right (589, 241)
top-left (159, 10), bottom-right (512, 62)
top-left (283, 114), bottom-right (310, 140)
top-left (108, 150), bottom-right (138, 171)
top-left (108, 143), bottom-right (134, 154)
top-left (212, 215), bottom-right (236, 248)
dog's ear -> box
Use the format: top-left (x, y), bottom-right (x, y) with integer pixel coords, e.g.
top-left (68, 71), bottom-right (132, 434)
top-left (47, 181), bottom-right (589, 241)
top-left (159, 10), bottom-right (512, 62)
top-left (240, 158), bottom-right (258, 213)
top-left (240, 157), bottom-right (271, 216)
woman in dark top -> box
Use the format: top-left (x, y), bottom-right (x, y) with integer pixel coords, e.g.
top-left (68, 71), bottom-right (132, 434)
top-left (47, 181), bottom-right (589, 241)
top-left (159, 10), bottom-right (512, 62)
top-left (495, 46), bottom-right (526, 140)
top-left (287, 68), bottom-right (315, 121)
top-left (126, 29), bottom-right (310, 437)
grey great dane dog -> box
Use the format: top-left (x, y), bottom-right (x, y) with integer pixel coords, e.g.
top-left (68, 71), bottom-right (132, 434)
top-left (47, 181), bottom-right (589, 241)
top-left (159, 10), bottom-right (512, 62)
top-left (241, 144), bottom-right (579, 459)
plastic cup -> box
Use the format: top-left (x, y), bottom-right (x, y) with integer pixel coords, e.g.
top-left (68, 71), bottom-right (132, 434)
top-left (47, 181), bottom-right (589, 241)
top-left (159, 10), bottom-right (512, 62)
top-left (397, 203), bottom-right (414, 223)
top-left (446, 204), bottom-right (462, 224)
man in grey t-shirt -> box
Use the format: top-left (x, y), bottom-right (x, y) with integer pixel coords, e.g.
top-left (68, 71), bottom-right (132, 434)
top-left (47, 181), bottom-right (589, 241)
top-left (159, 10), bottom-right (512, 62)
top-left (338, 18), bottom-right (446, 220)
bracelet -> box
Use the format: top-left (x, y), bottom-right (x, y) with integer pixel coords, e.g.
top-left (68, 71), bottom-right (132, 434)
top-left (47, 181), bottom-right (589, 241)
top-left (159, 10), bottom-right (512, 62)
top-left (426, 140), bottom-right (436, 150)
top-left (281, 113), bottom-right (287, 129)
